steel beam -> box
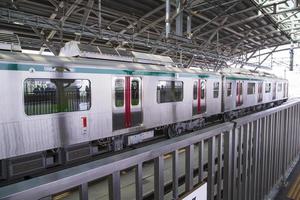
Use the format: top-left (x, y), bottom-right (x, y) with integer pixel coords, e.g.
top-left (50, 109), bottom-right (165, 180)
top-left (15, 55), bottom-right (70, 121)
top-left (31, 27), bottom-right (59, 55)
top-left (191, 1), bottom-right (240, 37)
top-left (75, 0), bottom-right (94, 41)
top-left (46, 0), bottom-right (83, 40)
top-left (120, 4), bottom-right (165, 34)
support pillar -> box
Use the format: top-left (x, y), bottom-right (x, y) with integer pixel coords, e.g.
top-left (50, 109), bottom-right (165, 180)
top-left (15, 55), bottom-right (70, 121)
top-left (165, 0), bottom-right (170, 38)
top-left (176, 0), bottom-right (183, 36)
top-left (187, 14), bottom-right (192, 38)
top-left (290, 42), bottom-right (294, 71)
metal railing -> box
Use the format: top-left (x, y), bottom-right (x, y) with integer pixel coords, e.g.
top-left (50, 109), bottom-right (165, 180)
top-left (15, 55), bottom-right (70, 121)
top-left (0, 99), bottom-right (300, 200)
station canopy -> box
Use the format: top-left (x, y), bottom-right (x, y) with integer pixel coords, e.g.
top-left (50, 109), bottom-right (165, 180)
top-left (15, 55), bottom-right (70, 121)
top-left (0, 0), bottom-right (299, 70)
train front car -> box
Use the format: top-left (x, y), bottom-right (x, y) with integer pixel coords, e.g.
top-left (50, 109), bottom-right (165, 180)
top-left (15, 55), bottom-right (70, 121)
top-left (0, 47), bottom-right (223, 182)
top-left (221, 69), bottom-right (288, 120)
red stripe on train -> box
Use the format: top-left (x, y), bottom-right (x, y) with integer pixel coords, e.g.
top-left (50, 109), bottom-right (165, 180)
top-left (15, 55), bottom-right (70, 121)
top-left (125, 77), bottom-right (132, 128)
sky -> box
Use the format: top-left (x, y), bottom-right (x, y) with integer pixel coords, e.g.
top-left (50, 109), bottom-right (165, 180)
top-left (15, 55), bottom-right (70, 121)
top-left (243, 44), bottom-right (300, 97)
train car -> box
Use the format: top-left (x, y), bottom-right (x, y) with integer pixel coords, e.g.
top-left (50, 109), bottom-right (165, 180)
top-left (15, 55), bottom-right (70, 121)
top-left (222, 69), bottom-right (288, 119)
top-left (0, 42), bottom-right (288, 181)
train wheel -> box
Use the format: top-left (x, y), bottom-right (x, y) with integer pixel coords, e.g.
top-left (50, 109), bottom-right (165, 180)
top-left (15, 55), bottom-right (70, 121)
top-left (166, 125), bottom-right (177, 138)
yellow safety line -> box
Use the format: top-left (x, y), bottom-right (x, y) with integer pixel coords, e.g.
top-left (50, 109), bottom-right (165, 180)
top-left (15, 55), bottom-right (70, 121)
top-left (288, 174), bottom-right (300, 199)
top-left (53, 191), bottom-right (71, 200)
top-left (164, 148), bottom-right (186, 160)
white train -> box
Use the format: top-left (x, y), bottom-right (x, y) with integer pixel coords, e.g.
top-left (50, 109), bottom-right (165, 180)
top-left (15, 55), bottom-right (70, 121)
top-left (0, 45), bottom-right (288, 180)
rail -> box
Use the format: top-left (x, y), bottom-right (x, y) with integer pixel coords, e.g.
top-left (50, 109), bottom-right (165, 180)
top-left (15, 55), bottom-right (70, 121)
top-left (0, 99), bottom-right (300, 200)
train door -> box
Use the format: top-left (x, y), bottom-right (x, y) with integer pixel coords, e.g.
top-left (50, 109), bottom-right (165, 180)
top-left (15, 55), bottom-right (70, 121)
top-left (113, 76), bottom-right (142, 130)
top-left (192, 79), bottom-right (206, 115)
top-left (272, 82), bottom-right (276, 100)
top-left (258, 82), bottom-right (263, 103)
top-left (236, 81), bottom-right (243, 107)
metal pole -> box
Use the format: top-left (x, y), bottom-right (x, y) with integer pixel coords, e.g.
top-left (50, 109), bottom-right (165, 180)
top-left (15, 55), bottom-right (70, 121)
top-left (290, 42), bottom-right (294, 71)
top-left (165, 0), bottom-right (170, 38)
top-left (98, 0), bottom-right (102, 34)
top-left (175, 0), bottom-right (183, 36)
top-left (187, 14), bottom-right (192, 39)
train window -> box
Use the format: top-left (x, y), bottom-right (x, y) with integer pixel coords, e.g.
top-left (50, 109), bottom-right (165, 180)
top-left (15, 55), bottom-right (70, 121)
top-left (131, 80), bottom-right (139, 106)
top-left (265, 83), bottom-right (271, 93)
top-left (277, 83), bottom-right (283, 92)
top-left (157, 81), bottom-right (183, 103)
top-left (115, 79), bottom-right (124, 107)
top-left (213, 82), bottom-right (219, 98)
top-left (247, 83), bottom-right (256, 95)
top-left (24, 79), bottom-right (91, 115)
top-left (193, 81), bottom-right (197, 100)
top-left (227, 82), bottom-right (232, 96)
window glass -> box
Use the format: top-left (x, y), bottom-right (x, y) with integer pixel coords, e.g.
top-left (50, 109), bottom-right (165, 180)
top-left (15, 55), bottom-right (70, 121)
top-left (131, 79), bottom-right (139, 106)
top-left (115, 79), bottom-right (124, 107)
top-left (213, 82), bottom-right (219, 98)
top-left (193, 81), bottom-right (197, 100)
top-left (265, 83), bottom-right (271, 93)
top-left (240, 83), bottom-right (243, 95)
top-left (201, 80), bottom-right (205, 99)
top-left (227, 82), bottom-right (232, 96)
top-left (247, 83), bottom-right (256, 95)
top-left (24, 79), bottom-right (91, 115)
top-left (157, 81), bottom-right (183, 103)
top-left (277, 83), bottom-right (282, 92)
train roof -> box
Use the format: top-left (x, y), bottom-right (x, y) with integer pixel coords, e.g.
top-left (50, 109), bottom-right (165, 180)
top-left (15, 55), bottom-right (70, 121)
top-left (0, 51), bottom-right (221, 78)
top-left (221, 68), bottom-right (286, 81)
top-left (0, 51), bottom-right (286, 81)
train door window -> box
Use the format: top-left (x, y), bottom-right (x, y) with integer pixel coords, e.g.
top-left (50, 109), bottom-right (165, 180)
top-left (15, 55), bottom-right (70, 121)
top-left (236, 82), bottom-right (243, 95)
top-left (24, 79), bottom-right (91, 115)
top-left (247, 83), bottom-right (255, 95)
top-left (265, 83), bottom-right (271, 93)
top-left (258, 82), bottom-right (263, 102)
top-left (227, 82), bottom-right (232, 96)
top-left (115, 79), bottom-right (124, 107)
top-left (193, 81), bottom-right (197, 100)
top-left (157, 81), bottom-right (183, 103)
top-left (201, 80), bottom-right (205, 99)
top-left (213, 82), bottom-right (219, 98)
top-left (236, 81), bottom-right (243, 106)
top-left (131, 79), bottom-right (139, 106)
top-left (277, 83), bottom-right (282, 92)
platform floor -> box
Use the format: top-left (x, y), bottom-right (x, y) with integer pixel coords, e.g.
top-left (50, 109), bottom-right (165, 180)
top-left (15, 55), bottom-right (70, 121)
top-left (53, 144), bottom-right (209, 200)
top-left (275, 157), bottom-right (300, 200)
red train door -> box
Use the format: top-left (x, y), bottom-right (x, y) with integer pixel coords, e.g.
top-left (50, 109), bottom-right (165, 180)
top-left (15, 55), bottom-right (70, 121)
top-left (124, 77), bottom-right (132, 128)
top-left (193, 79), bottom-right (206, 115)
top-left (113, 77), bottom-right (142, 130)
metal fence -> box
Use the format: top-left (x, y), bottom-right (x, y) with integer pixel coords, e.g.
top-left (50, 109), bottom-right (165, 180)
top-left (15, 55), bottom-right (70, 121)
top-left (0, 100), bottom-right (300, 200)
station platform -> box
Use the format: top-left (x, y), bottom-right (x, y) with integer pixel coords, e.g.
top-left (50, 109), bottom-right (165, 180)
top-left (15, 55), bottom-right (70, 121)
top-left (275, 157), bottom-right (300, 200)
